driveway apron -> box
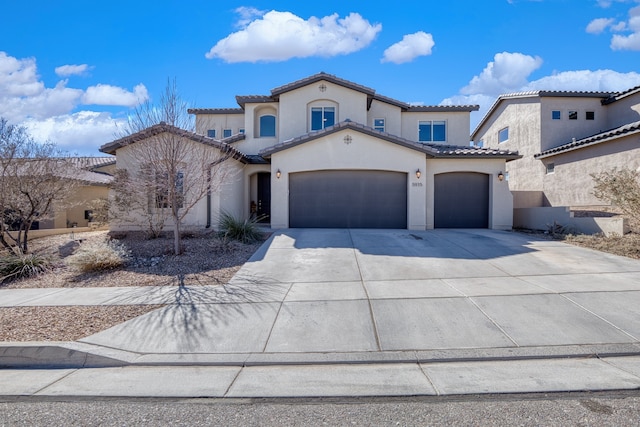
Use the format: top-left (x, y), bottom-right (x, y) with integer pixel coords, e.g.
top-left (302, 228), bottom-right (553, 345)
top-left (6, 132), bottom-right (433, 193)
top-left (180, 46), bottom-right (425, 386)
top-left (81, 229), bottom-right (640, 356)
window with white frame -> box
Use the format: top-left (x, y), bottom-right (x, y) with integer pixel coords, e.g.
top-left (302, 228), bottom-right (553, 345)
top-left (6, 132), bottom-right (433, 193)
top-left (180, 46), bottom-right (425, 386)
top-left (552, 110), bottom-right (561, 120)
top-left (498, 127), bottom-right (509, 143)
top-left (546, 163), bottom-right (555, 174)
top-left (418, 120), bottom-right (446, 142)
top-left (311, 107), bottom-right (335, 131)
top-left (568, 111), bottom-right (578, 120)
top-left (223, 129), bottom-right (232, 138)
top-left (374, 118), bottom-right (385, 132)
top-left (586, 111), bottom-right (595, 120)
top-left (207, 129), bottom-right (216, 138)
top-left (239, 128), bottom-right (245, 134)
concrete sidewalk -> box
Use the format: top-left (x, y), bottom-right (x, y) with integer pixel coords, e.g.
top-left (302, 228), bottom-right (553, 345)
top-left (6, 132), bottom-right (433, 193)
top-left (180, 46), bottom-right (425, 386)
top-left (2, 229), bottom-right (640, 397)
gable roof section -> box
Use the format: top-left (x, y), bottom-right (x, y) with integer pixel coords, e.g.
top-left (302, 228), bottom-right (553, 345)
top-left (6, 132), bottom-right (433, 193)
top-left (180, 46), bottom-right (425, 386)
top-left (602, 85), bottom-right (640, 105)
top-left (98, 123), bottom-right (251, 163)
top-left (471, 90), bottom-right (613, 139)
top-left (534, 120), bottom-right (640, 159)
top-left (271, 71), bottom-right (376, 98)
top-left (260, 120), bottom-right (520, 160)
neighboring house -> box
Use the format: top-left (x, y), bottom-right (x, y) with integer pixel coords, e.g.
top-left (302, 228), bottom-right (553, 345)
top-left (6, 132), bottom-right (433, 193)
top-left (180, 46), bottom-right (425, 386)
top-left (471, 86), bottom-right (640, 208)
top-left (37, 157), bottom-right (114, 229)
top-left (101, 72), bottom-right (520, 231)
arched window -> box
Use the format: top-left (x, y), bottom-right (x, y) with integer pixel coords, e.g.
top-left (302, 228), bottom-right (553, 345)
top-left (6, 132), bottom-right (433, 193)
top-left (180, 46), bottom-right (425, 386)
top-left (259, 115), bottom-right (276, 137)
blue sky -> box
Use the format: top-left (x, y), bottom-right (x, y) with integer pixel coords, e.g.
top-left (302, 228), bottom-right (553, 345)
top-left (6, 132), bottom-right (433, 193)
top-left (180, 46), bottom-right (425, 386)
top-left (1, 0), bottom-right (639, 155)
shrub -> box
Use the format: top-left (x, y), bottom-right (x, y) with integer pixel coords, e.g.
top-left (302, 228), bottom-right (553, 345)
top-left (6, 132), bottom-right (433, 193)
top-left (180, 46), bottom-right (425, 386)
top-left (66, 239), bottom-right (131, 273)
top-left (217, 212), bottom-right (265, 244)
top-left (0, 253), bottom-right (51, 283)
top-left (592, 167), bottom-right (640, 230)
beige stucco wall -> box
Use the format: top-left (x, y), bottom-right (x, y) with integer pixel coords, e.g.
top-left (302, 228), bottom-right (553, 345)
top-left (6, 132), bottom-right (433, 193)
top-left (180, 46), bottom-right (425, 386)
top-left (367, 99), bottom-right (403, 136)
top-left (539, 134), bottom-right (640, 206)
top-left (475, 98), bottom-right (542, 194)
top-left (425, 158), bottom-right (513, 230)
top-left (194, 113), bottom-right (245, 139)
top-left (278, 80), bottom-right (368, 142)
top-left (539, 97), bottom-right (608, 151)
top-left (111, 134), bottom-right (244, 232)
top-left (401, 111), bottom-right (471, 146)
top-left (606, 92), bottom-right (640, 128)
top-left (270, 129), bottom-right (427, 230)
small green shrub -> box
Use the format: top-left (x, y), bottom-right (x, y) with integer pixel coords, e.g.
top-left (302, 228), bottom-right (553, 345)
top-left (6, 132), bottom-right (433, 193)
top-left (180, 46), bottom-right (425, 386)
top-left (0, 253), bottom-right (51, 283)
top-left (66, 239), bottom-right (131, 273)
top-left (217, 212), bottom-right (265, 243)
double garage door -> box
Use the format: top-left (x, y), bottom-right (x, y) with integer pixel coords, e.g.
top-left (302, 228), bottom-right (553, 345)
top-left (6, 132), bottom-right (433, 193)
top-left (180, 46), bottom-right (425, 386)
top-left (288, 170), bottom-right (489, 229)
top-left (289, 170), bottom-right (407, 228)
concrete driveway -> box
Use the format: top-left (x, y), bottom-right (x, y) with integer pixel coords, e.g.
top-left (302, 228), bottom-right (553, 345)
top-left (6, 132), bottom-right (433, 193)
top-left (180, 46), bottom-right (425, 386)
top-left (81, 228), bottom-right (640, 361)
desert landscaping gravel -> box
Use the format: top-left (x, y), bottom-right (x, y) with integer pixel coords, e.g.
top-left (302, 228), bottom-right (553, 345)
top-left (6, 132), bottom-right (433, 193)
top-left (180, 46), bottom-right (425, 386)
top-left (1, 230), bottom-right (266, 341)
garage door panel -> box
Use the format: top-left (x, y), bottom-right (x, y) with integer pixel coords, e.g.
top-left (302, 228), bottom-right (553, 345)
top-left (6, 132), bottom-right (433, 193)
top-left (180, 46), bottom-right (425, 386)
top-left (290, 170), bottom-right (407, 228)
top-left (434, 172), bottom-right (489, 228)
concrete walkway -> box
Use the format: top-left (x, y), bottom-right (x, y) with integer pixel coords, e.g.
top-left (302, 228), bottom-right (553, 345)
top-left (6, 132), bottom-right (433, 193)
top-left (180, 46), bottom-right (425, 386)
top-left (2, 228), bottom-right (640, 397)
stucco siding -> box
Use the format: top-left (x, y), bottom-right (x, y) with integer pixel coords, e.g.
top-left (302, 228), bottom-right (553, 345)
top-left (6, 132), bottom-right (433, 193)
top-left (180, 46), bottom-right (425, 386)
top-left (540, 135), bottom-right (640, 206)
top-left (367, 99), bottom-right (403, 136)
top-left (606, 94), bottom-right (640, 128)
top-left (195, 113), bottom-right (245, 138)
top-left (401, 111), bottom-right (471, 145)
top-left (540, 97), bottom-right (608, 151)
top-left (278, 81), bottom-right (368, 142)
top-left (270, 130), bottom-right (427, 230)
top-left (425, 158), bottom-right (513, 230)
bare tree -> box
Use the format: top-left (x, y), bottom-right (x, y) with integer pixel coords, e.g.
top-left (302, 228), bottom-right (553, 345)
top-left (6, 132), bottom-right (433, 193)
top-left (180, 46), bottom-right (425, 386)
top-left (0, 118), bottom-right (79, 255)
top-left (111, 79), bottom-right (238, 254)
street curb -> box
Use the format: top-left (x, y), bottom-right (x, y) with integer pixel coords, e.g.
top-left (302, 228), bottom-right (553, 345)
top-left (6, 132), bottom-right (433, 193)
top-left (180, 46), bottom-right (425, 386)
top-left (3, 341), bottom-right (640, 369)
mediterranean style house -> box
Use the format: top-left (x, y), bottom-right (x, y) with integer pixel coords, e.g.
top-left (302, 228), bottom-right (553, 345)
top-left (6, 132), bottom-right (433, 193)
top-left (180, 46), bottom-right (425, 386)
top-left (471, 85), bottom-right (640, 209)
top-left (101, 72), bottom-right (520, 231)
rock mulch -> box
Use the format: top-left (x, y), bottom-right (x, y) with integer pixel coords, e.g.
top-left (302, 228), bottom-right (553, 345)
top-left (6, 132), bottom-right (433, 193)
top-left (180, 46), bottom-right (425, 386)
top-left (1, 230), bottom-right (266, 341)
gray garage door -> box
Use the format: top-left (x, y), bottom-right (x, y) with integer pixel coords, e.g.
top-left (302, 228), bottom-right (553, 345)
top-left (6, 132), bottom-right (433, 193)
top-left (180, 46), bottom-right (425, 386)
top-left (289, 170), bottom-right (407, 228)
top-left (434, 172), bottom-right (489, 228)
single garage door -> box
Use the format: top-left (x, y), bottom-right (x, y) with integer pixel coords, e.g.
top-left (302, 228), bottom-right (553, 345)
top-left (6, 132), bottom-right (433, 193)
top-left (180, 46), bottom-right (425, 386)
top-left (434, 172), bottom-right (489, 228)
top-left (289, 170), bottom-right (407, 228)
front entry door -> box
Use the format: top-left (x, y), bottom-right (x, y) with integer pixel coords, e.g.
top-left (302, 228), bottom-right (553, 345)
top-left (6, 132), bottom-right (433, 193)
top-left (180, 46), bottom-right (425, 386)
top-left (257, 172), bottom-right (271, 223)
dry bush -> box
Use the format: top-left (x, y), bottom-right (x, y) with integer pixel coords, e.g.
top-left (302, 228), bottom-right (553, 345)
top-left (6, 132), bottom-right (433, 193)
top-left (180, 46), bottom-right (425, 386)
top-left (66, 238), bottom-right (131, 272)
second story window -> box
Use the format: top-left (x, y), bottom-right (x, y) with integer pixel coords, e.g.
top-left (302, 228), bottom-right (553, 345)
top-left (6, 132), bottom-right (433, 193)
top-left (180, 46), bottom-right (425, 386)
top-left (311, 107), bottom-right (335, 131)
top-left (207, 129), bottom-right (216, 138)
top-left (419, 120), bottom-right (446, 143)
top-left (223, 129), bottom-right (232, 138)
top-left (259, 115), bottom-right (276, 137)
top-left (374, 118), bottom-right (385, 132)
top-left (498, 127), bottom-right (509, 143)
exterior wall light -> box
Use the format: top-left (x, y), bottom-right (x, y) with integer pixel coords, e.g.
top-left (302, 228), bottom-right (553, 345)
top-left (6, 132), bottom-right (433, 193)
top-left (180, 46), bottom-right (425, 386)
top-left (498, 171), bottom-right (504, 181)
top-left (416, 169), bottom-right (421, 179)
top-left (276, 169), bottom-right (281, 179)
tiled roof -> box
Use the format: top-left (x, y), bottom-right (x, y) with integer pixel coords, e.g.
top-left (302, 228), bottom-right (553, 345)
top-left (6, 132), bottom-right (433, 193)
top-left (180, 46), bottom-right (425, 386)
top-left (370, 93), bottom-right (409, 109)
top-left (221, 133), bottom-right (246, 144)
top-left (98, 122), bottom-right (251, 163)
top-left (235, 95), bottom-right (275, 108)
top-left (260, 120), bottom-right (521, 160)
top-left (406, 105), bottom-right (480, 113)
top-left (67, 156), bottom-right (115, 170)
top-left (271, 71), bottom-right (376, 97)
top-left (534, 120), bottom-right (640, 159)
top-left (187, 108), bottom-right (244, 114)
top-left (602, 85), bottom-right (640, 105)
top-left (245, 155), bottom-right (270, 164)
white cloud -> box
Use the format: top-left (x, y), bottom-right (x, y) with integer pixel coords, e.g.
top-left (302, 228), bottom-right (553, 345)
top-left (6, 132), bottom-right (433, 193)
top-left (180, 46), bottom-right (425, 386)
top-left (234, 6), bottom-right (266, 28)
top-left (381, 31), bottom-right (435, 64)
top-left (205, 11), bottom-right (381, 62)
top-left (82, 83), bottom-right (149, 107)
top-left (55, 64), bottom-right (92, 77)
top-left (443, 52), bottom-right (640, 130)
top-left (586, 17), bottom-right (615, 33)
top-left (590, 3), bottom-right (640, 50)
top-left (460, 52), bottom-right (543, 96)
top-left (24, 111), bottom-right (123, 155)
